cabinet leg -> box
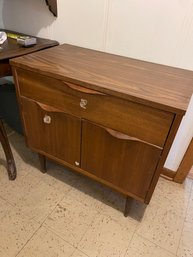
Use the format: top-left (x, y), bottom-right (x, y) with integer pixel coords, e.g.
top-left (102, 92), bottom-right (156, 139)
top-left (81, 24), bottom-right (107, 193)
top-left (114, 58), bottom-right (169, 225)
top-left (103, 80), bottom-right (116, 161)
top-left (124, 196), bottom-right (133, 217)
top-left (38, 153), bottom-right (47, 173)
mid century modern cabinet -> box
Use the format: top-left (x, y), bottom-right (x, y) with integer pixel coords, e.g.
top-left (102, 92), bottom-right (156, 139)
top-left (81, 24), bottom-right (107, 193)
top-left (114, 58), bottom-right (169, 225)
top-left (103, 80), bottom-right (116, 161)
top-left (10, 44), bottom-right (193, 215)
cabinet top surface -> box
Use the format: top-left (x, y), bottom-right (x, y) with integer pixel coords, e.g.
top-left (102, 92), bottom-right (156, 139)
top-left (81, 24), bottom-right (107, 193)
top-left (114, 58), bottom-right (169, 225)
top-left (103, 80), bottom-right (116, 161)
top-left (10, 44), bottom-right (193, 113)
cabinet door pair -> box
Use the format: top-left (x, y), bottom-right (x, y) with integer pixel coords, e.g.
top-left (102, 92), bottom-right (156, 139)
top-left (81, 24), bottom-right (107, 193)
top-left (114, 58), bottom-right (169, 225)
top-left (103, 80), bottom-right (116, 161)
top-left (22, 98), bottom-right (162, 199)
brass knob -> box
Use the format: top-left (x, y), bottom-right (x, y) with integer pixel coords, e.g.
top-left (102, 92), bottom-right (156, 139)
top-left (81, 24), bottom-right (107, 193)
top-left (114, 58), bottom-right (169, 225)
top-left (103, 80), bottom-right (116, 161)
top-left (43, 115), bottom-right (51, 124)
top-left (80, 99), bottom-right (87, 109)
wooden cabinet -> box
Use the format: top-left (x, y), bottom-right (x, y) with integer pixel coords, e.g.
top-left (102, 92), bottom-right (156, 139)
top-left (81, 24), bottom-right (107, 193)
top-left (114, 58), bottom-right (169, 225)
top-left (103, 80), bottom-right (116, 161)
top-left (11, 44), bottom-right (193, 215)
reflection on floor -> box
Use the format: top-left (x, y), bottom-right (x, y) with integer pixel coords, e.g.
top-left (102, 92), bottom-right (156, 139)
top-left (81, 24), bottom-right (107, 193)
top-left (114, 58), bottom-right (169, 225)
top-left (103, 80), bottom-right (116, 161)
top-left (0, 127), bottom-right (193, 257)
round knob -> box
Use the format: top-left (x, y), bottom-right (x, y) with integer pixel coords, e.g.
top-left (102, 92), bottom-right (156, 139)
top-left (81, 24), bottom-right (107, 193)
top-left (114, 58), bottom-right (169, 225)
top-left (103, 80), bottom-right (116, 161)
top-left (80, 99), bottom-right (87, 109)
top-left (75, 161), bottom-right (80, 166)
top-left (43, 115), bottom-right (51, 124)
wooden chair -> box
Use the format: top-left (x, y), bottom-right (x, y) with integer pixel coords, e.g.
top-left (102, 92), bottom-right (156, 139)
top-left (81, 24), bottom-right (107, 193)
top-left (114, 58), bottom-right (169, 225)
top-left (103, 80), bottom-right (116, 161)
top-left (0, 118), bottom-right (16, 180)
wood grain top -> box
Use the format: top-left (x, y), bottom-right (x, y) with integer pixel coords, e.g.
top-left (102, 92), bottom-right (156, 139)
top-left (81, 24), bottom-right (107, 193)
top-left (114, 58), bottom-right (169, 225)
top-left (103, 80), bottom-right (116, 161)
top-left (0, 29), bottom-right (58, 61)
top-left (10, 44), bottom-right (193, 113)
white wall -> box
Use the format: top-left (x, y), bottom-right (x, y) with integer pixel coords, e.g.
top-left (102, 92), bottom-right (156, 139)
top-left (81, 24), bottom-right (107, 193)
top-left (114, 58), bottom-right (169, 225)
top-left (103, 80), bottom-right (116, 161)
top-left (0, 1), bottom-right (3, 27)
top-left (1, 0), bottom-right (193, 171)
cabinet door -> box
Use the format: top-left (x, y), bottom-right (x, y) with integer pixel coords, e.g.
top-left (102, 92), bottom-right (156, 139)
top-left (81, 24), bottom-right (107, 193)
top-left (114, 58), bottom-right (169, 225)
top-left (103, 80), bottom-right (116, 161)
top-left (21, 97), bottom-right (81, 166)
top-left (81, 120), bottom-right (162, 199)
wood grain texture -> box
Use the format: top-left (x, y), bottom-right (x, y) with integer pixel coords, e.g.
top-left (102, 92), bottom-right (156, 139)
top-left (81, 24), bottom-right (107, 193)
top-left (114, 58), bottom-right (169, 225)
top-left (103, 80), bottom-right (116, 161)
top-left (21, 97), bottom-right (81, 167)
top-left (0, 29), bottom-right (58, 61)
top-left (16, 68), bottom-right (174, 147)
top-left (174, 137), bottom-right (193, 183)
top-left (0, 61), bottom-right (12, 77)
top-left (145, 114), bottom-right (183, 203)
top-left (10, 44), bottom-right (193, 113)
top-left (81, 120), bottom-right (162, 199)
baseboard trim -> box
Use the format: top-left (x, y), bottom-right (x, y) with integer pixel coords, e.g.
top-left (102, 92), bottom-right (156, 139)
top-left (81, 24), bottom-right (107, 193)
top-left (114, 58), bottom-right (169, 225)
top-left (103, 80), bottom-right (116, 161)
top-left (161, 167), bottom-right (176, 180)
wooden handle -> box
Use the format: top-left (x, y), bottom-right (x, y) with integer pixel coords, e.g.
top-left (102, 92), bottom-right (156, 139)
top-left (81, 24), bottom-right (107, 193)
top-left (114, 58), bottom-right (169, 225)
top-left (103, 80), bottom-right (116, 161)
top-left (105, 127), bottom-right (163, 150)
top-left (64, 81), bottom-right (105, 95)
top-left (37, 102), bottom-right (63, 113)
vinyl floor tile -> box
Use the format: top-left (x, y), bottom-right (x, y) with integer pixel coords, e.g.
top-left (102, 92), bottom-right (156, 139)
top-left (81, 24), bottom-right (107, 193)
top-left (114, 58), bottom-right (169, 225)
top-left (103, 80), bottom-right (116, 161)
top-left (17, 226), bottom-right (75, 257)
top-left (78, 213), bottom-right (135, 257)
top-left (125, 234), bottom-right (176, 257)
top-left (43, 196), bottom-right (99, 247)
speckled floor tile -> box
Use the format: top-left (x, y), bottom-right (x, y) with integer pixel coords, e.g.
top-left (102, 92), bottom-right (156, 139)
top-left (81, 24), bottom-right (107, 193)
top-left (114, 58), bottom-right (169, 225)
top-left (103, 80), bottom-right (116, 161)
top-left (0, 173), bottom-right (41, 205)
top-left (0, 208), bottom-right (40, 257)
top-left (71, 249), bottom-right (89, 257)
top-left (0, 197), bottom-right (13, 219)
top-left (185, 183), bottom-right (193, 223)
top-left (151, 177), bottom-right (192, 217)
top-left (43, 196), bottom-right (99, 247)
top-left (136, 202), bottom-right (185, 254)
top-left (8, 132), bottom-right (37, 168)
top-left (177, 221), bottom-right (193, 257)
top-left (15, 180), bottom-right (65, 223)
top-left (100, 186), bottom-right (146, 223)
top-left (39, 162), bottom-right (81, 193)
top-left (78, 213), bottom-right (135, 257)
top-left (17, 226), bottom-right (75, 257)
top-left (66, 176), bottom-right (105, 211)
top-left (125, 234), bottom-right (176, 257)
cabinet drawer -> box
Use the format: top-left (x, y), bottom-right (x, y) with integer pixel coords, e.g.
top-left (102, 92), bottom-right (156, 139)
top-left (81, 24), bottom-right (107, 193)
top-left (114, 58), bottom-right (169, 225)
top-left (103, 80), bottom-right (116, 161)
top-left (17, 68), bottom-right (174, 147)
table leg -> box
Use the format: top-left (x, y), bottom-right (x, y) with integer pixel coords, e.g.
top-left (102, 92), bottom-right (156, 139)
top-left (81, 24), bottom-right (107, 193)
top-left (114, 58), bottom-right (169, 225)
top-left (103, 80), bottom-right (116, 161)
top-left (0, 120), bottom-right (16, 180)
top-left (124, 196), bottom-right (133, 217)
top-left (38, 153), bottom-right (47, 173)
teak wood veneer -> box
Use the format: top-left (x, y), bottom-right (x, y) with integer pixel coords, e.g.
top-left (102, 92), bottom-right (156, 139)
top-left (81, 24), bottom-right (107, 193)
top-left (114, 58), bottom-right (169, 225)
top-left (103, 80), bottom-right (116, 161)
top-left (10, 44), bottom-right (193, 216)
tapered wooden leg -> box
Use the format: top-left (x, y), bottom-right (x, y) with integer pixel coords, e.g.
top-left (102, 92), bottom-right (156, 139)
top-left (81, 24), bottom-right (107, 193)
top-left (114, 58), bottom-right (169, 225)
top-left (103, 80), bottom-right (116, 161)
top-left (38, 153), bottom-right (47, 173)
top-left (124, 196), bottom-right (133, 217)
top-left (0, 120), bottom-right (16, 180)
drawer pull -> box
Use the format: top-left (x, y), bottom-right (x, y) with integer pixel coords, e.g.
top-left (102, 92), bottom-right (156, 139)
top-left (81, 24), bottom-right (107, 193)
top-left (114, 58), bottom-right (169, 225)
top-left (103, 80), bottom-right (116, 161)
top-left (105, 127), bottom-right (163, 150)
top-left (64, 81), bottom-right (105, 95)
top-left (43, 115), bottom-right (51, 124)
top-left (80, 99), bottom-right (87, 109)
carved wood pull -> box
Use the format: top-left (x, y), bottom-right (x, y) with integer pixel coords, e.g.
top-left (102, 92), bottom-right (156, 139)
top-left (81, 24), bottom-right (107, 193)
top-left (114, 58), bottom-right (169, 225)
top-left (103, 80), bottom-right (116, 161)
top-left (37, 102), bottom-right (63, 113)
top-left (104, 127), bottom-right (163, 150)
top-left (64, 81), bottom-right (105, 95)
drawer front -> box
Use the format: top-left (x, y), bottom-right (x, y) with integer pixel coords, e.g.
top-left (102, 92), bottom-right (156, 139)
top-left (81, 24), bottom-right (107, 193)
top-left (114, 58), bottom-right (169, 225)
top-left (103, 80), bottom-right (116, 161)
top-left (17, 68), bottom-right (174, 147)
top-left (81, 120), bottom-right (162, 199)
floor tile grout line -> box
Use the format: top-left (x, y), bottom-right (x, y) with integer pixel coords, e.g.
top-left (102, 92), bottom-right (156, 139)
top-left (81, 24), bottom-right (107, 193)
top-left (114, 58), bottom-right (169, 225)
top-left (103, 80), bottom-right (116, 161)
top-left (0, 195), bottom-right (18, 208)
top-left (123, 229), bottom-right (137, 257)
top-left (175, 179), bottom-right (193, 256)
top-left (70, 248), bottom-right (90, 257)
top-left (135, 233), bottom-right (177, 256)
top-left (42, 223), bottom-right (81, 249)
top-left (135, 226), bottom-right (183, 256)
top-left (134, 201), bottom-right (186, 256)
top-left (75, 207), bottom-right (103, 249)
top-left (14, 222), bottom-right (42, 257)
top-left (32, 187), bottom-right (70, 225)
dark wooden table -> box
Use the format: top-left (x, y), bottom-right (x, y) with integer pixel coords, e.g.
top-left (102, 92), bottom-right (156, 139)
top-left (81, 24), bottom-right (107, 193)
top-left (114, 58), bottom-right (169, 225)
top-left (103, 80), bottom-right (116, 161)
top-left (0, 29), bottom-right (58, 180)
